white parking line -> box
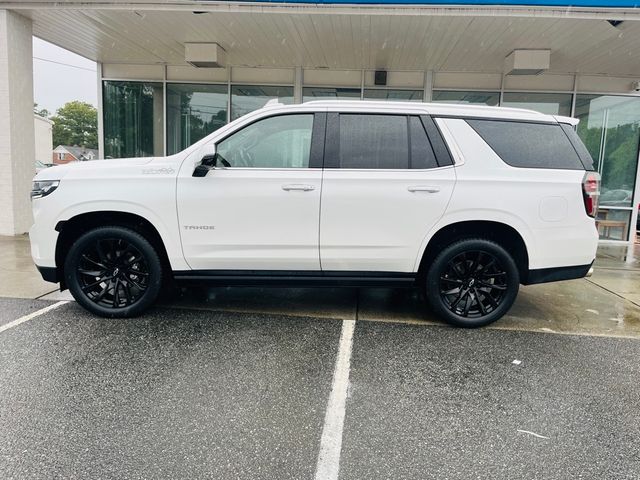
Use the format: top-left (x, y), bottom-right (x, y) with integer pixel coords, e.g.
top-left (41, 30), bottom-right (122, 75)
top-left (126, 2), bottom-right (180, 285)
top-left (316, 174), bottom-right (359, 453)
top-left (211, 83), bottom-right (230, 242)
top-left (0, 301), bottom-right (69, 335)
top-left (315, 318), bottom-right (356, 480)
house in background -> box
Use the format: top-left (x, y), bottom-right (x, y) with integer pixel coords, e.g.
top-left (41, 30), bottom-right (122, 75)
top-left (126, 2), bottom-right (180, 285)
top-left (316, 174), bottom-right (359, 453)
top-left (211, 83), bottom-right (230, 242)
top-left (34, 115), bottom-right (53, 165)
top-left (52, 145), bottom-right (98, 165)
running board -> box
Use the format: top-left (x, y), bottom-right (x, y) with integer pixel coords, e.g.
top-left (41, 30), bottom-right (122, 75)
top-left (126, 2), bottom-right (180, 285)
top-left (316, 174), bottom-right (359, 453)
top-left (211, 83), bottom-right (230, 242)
top-left (172, 270), bottom-right (417, 288)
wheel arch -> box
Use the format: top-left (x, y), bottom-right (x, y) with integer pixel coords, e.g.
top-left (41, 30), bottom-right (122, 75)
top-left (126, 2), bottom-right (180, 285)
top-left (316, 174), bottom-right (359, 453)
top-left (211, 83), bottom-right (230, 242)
top-left (55, 211), bottom-right (172, 289)
top-left (416, 220), bottom-right (530, 283)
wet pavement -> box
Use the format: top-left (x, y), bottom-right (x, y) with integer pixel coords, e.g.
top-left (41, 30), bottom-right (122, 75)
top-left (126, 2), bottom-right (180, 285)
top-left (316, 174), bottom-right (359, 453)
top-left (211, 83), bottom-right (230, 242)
top-left (340, 322), bottom-right (640, 480)
top-left (0, 298), bottom-right (639, 479)
top-left (0, 302), bottom-right (340, 479)
top-left (0, 235), bottom-right (56, 299)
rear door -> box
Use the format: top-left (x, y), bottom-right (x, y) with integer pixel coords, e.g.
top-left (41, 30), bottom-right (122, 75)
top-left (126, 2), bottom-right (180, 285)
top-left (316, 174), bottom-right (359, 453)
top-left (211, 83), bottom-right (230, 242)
top-left (319, 112), bottom-right (456, 273)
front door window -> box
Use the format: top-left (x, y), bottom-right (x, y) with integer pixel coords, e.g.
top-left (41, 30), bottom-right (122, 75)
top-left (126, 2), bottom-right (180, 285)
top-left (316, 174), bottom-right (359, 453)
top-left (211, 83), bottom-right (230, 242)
top-left (216, 114), bottom-right (313, 168)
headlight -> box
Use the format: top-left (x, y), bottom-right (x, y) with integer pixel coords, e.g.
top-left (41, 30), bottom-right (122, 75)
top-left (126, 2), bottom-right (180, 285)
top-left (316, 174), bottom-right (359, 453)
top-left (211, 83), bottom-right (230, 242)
top-left (31, 180), bottom-right (60, 200)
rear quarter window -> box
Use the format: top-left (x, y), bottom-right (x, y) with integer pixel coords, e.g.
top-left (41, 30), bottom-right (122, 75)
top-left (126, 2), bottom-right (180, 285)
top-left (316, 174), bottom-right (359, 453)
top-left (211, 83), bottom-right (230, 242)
top-left (466, 119), bottom-right (585, 170)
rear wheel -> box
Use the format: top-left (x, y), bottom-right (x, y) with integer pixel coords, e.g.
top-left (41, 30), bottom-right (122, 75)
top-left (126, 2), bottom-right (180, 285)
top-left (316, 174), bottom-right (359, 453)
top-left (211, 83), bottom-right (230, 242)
top-left (64, 226), bottom-right (163, 318)
top-left (425, 238), bottom-right (519, 328)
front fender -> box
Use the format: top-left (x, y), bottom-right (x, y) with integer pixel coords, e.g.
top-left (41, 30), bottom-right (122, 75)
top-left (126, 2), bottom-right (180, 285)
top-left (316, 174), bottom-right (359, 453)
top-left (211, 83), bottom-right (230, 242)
top-left (56, 200), bottom-right (189, 271)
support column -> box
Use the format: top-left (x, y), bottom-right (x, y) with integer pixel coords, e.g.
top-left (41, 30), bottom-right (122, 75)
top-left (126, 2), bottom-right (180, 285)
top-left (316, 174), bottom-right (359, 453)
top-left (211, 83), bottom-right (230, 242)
top-left (294, 66), bottom-right (303, 104)
top-left (0, 10), bottom-right (34, 235)
top-left (97, 62), bottom-right (105, 159)
top-left (423, 70), bottom-right (433, 102)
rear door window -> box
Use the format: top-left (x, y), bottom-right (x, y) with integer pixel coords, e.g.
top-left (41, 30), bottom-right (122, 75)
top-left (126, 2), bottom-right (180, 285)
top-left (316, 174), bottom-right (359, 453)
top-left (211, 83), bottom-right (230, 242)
top-left (466, 119), bottom-right (585, 170)
top-left (329, 114), bottom-right (448, 169)
top-left (338, 114), bottom-right (409, 169)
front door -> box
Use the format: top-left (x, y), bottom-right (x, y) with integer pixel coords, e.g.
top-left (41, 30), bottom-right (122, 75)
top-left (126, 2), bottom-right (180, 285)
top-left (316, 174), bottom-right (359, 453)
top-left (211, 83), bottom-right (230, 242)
top-left (177, 113), bottom-right (324, 271)
top-left (319, 113), bottom-right (456, 273)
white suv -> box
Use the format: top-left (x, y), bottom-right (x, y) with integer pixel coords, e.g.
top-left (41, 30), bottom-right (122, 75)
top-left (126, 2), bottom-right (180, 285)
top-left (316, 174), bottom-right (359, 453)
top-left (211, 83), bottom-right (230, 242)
top-left (30, 101), bottom-right (600, 327)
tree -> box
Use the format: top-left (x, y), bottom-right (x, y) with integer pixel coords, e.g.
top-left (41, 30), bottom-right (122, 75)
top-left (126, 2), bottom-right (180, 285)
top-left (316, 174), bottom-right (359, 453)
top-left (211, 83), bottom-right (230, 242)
top-left (33, 103), bottom-right (50, 118)
top-left (51, 101), bottom-right (98, 149)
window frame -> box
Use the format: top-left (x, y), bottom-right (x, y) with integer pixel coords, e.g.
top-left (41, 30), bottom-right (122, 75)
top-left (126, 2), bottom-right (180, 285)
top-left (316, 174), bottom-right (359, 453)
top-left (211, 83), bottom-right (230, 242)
top-left (324, 112), bottom-right (453, 170)
top-left (212, 112), bottom-right (326, 170)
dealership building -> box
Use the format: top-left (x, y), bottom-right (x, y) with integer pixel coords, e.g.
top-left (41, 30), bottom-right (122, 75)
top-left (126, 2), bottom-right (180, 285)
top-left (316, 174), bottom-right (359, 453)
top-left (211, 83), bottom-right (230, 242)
top-left (0, 0), bottom-right (639, 242)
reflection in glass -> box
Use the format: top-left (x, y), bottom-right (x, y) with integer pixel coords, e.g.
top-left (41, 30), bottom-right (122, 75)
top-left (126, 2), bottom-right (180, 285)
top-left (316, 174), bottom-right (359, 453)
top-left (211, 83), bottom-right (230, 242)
top-left (167, 83), bottom-right (228, 155)
top-left (575, 95), bottom-right (640, 241)
top-left (595, 209), bottom-right (631, 241)
top-left (231, 85), bottom-right (294, 121)
top-left (432, 90), bottom-right (499, 106)
top-left (502, 92), bottom-right (572, 116)
top-left (303, 87), bottom-right (361, 102)
top-left (217, 114), bottom-right (313, 168)
top-left (103, 81), bottom-right (164, 158)
top-left (363, 89), bottom-right (423, 102)
top-left (575, 95), bottom-right (639, 208)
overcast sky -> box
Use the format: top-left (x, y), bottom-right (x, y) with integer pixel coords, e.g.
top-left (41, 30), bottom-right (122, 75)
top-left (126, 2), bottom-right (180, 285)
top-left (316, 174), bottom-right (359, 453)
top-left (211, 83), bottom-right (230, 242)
top-left (33, 37), bottom-right (98, 115)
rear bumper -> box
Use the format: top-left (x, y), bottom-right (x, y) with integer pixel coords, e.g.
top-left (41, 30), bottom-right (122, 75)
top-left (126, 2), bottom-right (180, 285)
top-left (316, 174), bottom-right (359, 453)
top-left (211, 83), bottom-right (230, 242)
top-left (523, 261), bottom-right (594, 285)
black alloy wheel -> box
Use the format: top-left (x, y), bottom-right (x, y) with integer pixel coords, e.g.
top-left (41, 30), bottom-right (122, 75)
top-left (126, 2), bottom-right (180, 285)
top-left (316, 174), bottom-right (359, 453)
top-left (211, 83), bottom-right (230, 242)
top-left (65, 227), bottom-right (163, 318)
top-left (77, 238), bottom-right (149, 308)
top-left (425, 238), bottom-right (519, 327)
top-left (440, 250), bottom-right (507, 318)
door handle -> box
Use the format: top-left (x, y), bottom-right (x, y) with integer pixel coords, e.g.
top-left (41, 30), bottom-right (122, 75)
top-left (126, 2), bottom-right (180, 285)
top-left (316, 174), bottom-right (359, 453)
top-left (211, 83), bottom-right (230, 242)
top-left (408, 185), bottom-right (440, 193)
top-left (282, 184), bottom-right (315, 191)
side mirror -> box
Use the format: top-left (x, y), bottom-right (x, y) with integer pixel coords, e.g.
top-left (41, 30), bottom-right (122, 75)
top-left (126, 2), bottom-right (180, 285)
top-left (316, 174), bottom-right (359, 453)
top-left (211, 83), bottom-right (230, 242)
top-left (201, 154), bottom-right (217, 167)
top-left (193, 164), bottom-right (212, 178)
top-left (193, 143), bottom-right (217, 177)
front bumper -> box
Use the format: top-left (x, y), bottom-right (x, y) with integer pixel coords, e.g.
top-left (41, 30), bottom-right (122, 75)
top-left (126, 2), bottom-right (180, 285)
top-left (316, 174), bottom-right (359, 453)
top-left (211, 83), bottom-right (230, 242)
top-left (36, 265), bottom-right (58, 283)
top-left (29, 219), bottom-right (59, 273)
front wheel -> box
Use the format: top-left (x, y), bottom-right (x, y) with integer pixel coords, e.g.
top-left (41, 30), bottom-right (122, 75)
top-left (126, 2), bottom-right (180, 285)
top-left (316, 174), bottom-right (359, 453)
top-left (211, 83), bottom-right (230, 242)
top-left (64, 226), bottom-right (163, 318)
top-left (425, 238), bottom-right (519, 328)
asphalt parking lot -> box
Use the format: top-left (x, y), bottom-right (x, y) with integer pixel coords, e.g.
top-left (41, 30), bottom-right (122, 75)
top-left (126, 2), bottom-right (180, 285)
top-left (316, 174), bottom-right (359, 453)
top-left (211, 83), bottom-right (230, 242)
top-left (1, 296), bottom-right (639, 479)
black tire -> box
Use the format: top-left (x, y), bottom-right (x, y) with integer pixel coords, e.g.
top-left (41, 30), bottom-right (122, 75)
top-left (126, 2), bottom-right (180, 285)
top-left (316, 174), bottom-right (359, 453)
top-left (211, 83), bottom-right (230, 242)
top-left (425, 238), bottom-right (519, 328)
top-left (64, 226), bottom-right (163, 318)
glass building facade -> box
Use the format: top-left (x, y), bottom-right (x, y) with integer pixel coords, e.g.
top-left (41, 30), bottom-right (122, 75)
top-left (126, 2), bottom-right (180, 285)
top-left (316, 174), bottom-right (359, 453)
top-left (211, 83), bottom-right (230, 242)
top-left (103, 81), bottom-right (164, 159)
top-left (166, 83), bottom-right (228, 155)
top-left (302, 87), bottom-right (361, 102)
top-left (231, 85), bottom-right (294, 121)
top-left (575, 95), bottom-right (640, 241)
top-left (432, 90), bottom-right (500, 106)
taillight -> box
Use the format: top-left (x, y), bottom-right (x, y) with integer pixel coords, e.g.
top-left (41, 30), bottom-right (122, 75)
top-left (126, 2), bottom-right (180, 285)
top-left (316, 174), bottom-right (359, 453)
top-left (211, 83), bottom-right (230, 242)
top-left (582, 171), bottom-right (600, 218)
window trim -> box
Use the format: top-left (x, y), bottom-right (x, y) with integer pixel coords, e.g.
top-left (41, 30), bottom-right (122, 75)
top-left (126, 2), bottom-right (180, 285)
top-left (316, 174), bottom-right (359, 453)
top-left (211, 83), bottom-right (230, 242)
top-left (212, 112), bottom-right (324, 170)
top-left (407, 115), bottom-right (438, 170)
top-left (420, 115), bottom-right (454, 167)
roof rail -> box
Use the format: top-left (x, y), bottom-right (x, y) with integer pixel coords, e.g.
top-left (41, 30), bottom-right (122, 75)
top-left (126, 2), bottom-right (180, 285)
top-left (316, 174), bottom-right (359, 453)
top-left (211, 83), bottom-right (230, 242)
top-left (264, 98), bottom-right (283, 108)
